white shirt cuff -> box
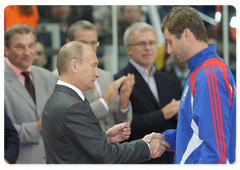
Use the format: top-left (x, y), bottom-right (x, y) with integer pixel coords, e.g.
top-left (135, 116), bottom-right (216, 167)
top-left (120, 102), bottom-right (130, 114)
top-left (99, 98), bottom-right (109, 111)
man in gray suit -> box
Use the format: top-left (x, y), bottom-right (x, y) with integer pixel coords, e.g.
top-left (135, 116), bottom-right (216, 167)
top-left (52, 20), bottom-right (134, 132)
top-left (42, 41), bottom-right (170, 163)
top-left (4, 24), bottom-right (58, 163)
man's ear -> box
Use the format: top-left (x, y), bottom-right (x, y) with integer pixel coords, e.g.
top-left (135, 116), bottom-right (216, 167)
top-left (4, 45), bottom-right (9, 56)
top-left (70, 59), bottom-right (78, 72)
top-left (66, 38), bottom-right (70, 44)
top-left (182, 28), bottom-right (192, 43)
top-left (125, 45), bottom-right (132, 57)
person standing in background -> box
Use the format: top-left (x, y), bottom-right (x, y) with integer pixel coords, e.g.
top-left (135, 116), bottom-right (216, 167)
top-left (2, 3), bottom-right (39, 59)
top-left (4, 24), bottom-right (58, 163)
top-left (32, 41), bottom-right (48, 68)
top-left (114, 22), bottom-right (181, 164)
top-left (4, 5), bottom-right (38, 31)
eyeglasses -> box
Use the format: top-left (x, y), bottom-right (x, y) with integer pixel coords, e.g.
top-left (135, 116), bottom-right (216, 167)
top-left (79, 41), bottom-right (100, 48)
top-left (128, 41), bottom-right (157, 48)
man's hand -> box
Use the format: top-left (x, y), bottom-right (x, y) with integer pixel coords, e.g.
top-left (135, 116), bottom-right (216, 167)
top-left (2, 157), bottom-right (10, 165)
top-left (143, 132), bottom-right (170, 159)
top-left (37, 116), bottom-right (42, 132)
top-left (161, 98), bottom-right (180, 119)
top-left (102, 76), bottom-right (126, 105)
top-left (106, 121), bottom-right (131, 143)
top-left (119, 74), bottom-right (135, 109)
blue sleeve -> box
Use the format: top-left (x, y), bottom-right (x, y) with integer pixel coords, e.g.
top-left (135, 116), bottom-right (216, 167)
top-left (193, 65), bottom-right (233, 164)
top-left (162, 129), bottom-right (176, 152)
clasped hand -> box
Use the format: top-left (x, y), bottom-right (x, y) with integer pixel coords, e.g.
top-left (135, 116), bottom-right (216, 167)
top-left (143, 132), bottom-right (171, 159)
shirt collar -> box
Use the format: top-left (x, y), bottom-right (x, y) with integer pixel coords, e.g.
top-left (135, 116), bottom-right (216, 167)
top-left (57, 80), bottom-right (85, 101)
top-left (130, 59), bottom-right (156, 76)
top-left (7, 58), bottom-right (32, 76)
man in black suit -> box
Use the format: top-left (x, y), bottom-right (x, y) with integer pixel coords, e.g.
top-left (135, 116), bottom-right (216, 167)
top-left (42, 41), bottom-right (170, 164)
top-left (114, 22), bottom-right (181, 164)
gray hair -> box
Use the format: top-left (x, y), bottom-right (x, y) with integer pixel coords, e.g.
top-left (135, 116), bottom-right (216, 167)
top-left (67, 20), bottom-right (97, 41)
top-left (4, 24), bottom-right (37, 48)
top-left (123, 22), bottom-right (156, 45)
top-left (57, 41), bottom-right (86, 76)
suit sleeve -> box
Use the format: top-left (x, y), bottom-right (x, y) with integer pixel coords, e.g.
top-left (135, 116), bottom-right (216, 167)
top-left (4, 111), bottom-right (19, 164)
top-left (65, 102), bottom-right (151, 163)
top-left (90, 99), bottom-right (109, 120)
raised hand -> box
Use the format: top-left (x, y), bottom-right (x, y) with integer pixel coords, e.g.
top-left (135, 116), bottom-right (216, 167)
top-left (119, 73), bottom-right (135, 109)
top-left (161, 98), bottom-right (180, 119)
top-left (102, 76), bottom-right (126, 105)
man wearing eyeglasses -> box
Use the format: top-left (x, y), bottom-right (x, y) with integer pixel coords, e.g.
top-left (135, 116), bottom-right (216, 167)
top-left (53, 20), bottom-right (134, 132)
top-left (114, 22), bottom-right (181, 164)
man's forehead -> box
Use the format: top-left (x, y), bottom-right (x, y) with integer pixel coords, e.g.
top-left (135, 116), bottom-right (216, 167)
top-left (11, 32), bottom-right (35, 41)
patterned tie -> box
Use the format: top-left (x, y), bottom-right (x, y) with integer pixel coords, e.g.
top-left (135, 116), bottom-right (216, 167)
top-left (84, 97), bottom-right (91, 108)
top-left (21, 71), bottom-right (36, 103)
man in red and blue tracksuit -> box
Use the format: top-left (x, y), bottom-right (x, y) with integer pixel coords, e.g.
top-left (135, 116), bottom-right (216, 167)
top-left (161, 6), bottom-right (236, 164)
top-left (162, 44), bottom-right (236, 164)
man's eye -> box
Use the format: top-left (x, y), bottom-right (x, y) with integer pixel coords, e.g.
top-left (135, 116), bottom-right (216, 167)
top-left (137, 42), bottom-right (144, 46)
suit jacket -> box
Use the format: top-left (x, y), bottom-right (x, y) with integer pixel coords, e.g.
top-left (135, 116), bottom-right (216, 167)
top-left (84, 68), bottom-right (132, 131)
top-left (114, 62), bottom-right (180, 163)
top-left (4, 109), bottom-right (19, 164)
top-left (42, 85), bottom-right (151, 164)
top-left (4, 61), bottom-right (58, 164)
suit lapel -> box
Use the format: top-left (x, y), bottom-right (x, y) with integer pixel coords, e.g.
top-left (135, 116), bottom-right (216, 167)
top-left (5, 63), bottom-right (36, 110)
top-left (127, 63), bottom-right (161, 108)
top-left (32, 67), bottom-right (45, 116)
top-left (55, 85), bottom-right (83, 102)
top-left (154, 71), bottom-right (164, 108)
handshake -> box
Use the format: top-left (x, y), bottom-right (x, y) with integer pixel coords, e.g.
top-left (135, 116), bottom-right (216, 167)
top-left (106, 122), bottom-right (170, 159)
top-left (143, 132), bottom-right (170, 159)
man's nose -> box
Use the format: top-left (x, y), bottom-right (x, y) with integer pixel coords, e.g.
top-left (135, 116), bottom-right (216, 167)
top-left (167, 45), bottom-right (173, 54)
top-left (23, 46), bottom-right (31, 55)
top-left (95, 68), bottom-right (100, 78)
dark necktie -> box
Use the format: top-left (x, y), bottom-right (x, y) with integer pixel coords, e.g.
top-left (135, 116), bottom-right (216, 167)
top-left (21, 71), bottom-right (36, 103)
top-left (84, 97), bottom-right (91, 108)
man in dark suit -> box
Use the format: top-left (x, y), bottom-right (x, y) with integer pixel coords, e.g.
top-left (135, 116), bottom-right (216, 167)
top-left (52, 20), bottom-right (134, 132)
top-left (42, 41), bottom-right (170, 164)
top-left (4, 110), bottom-right (19, 164)
top-left (114, 22), bottom-right (181, 164)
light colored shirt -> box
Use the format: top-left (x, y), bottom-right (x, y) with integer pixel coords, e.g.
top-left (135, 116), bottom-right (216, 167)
top-left (130, 59), bottom-right (160, 103)
top-left (6, 59), bottom-right (33, 85)
top-left (57, 80), bottom-right (85, 101)
top-left (94, 79), bottom-right (129, 113)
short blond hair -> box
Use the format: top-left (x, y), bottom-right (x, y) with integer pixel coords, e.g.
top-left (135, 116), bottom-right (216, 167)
top-left (57, 41), bottom-right (86, 76)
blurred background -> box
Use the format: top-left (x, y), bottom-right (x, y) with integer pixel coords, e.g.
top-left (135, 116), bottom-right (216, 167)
top-left (4, 5), bottom-right (236, 80)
